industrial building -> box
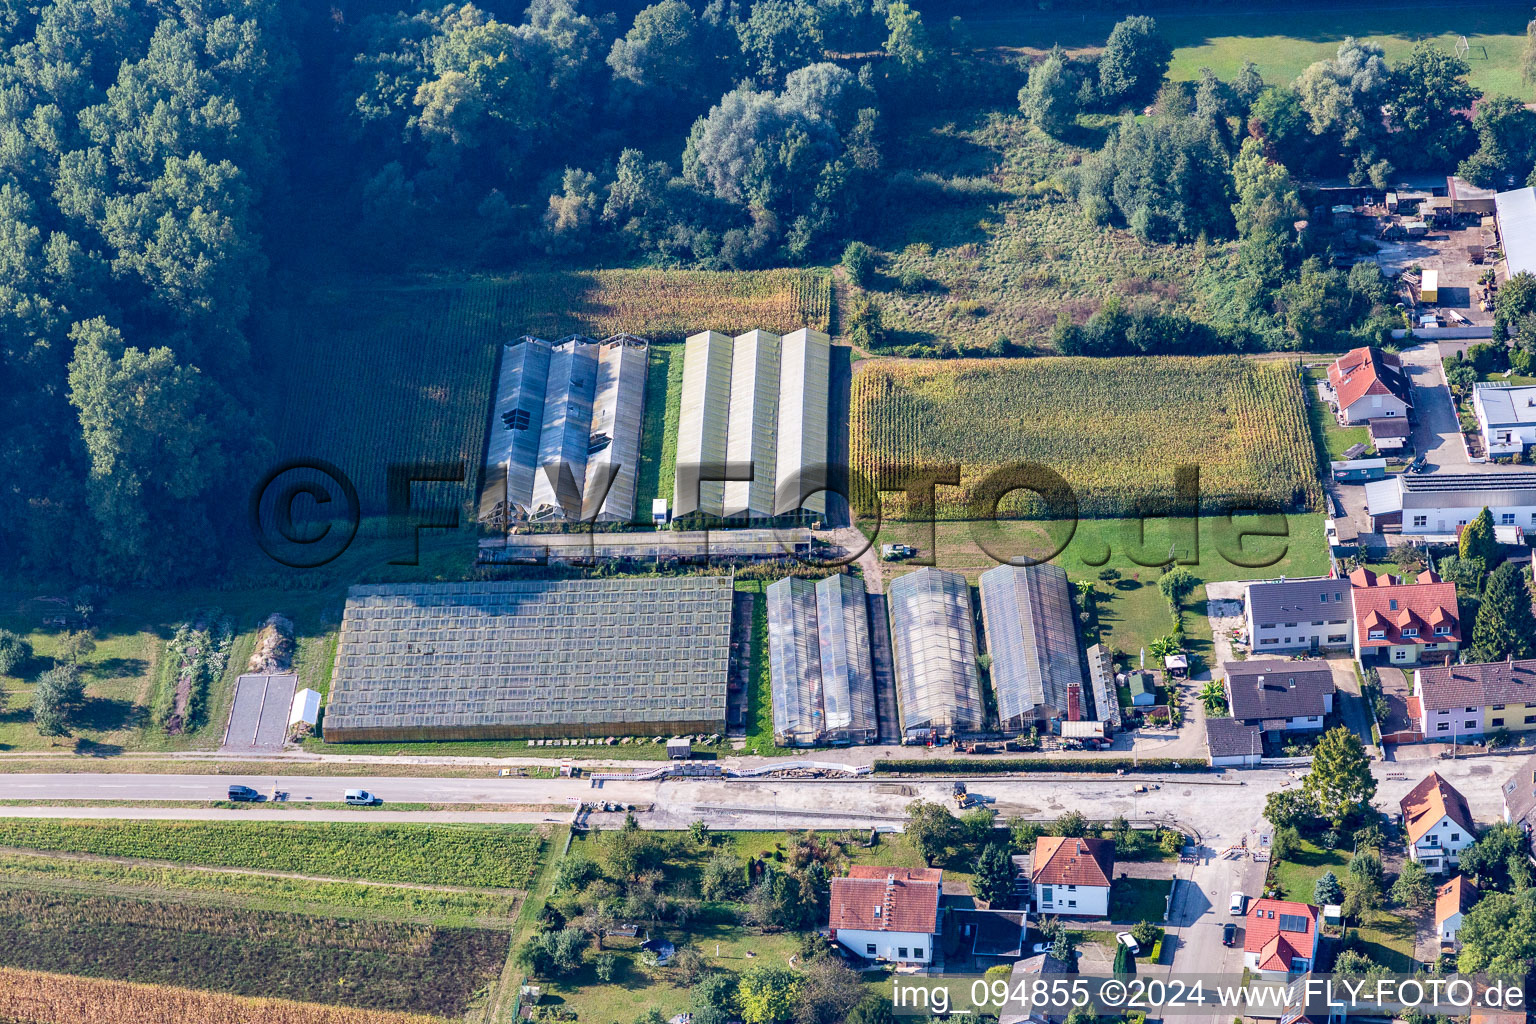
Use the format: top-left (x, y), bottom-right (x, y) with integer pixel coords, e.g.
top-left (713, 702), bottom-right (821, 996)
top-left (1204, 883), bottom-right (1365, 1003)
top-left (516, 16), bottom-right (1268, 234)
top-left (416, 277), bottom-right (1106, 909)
top-left (1496, 186), bottom-right (1536, 279)
top-left (480, 334), bottom-right (648, 526)
top-left (672, 328), bottom-right (830, 523)
top-left (323, 577), bottom-right (733, 742)
top-left (887, 568), bottom-right (985, 742)
top-left (979, 563), bottom-right (1088, 728)
top-left (766, 574), bottom-right (877, 746)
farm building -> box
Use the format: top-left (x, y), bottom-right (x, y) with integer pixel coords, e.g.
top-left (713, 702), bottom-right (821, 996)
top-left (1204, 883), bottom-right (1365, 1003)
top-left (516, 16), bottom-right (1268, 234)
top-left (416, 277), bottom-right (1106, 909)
top-left (978, 563), bottom-right (1088, 728)
top-left (323, 577), bottom-right (733, 742)
top-left (766, 574), bottom-right (878, 746)
top-left (1448, 176), bottom-right (1496, 216)
top-left (887, 568), bottom-right (985, 742)
top-left (1495, 187), bottom-right (1536, 278)
top-left (479, 334), bottom-right (648, 525)
top-left (672, 328), bottom-right (830, 523)
top-left (1366, 470), bottom-right (1536, 536)
top-left (1085, 643), bottom-right (1121, 732)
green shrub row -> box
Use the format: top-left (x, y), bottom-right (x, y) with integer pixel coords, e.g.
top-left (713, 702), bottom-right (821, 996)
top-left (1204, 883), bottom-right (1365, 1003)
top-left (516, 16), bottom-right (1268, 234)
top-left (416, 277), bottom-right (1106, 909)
top-left (873, 757), bottom-right (1209, 775)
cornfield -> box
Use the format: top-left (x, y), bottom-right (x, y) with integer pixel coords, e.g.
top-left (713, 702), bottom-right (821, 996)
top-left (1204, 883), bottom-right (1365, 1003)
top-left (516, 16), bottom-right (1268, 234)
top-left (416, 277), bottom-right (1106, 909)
top-left (259, 269), bottom-right (830, 524)
top-left (849, 355), bottom-right (1322, 520)
top-left (0, 967), bottom-right (452, 1024)
top-left (0, 819), bottom-right (542, 889)
top-left (0, 889), bottom-right (506, 1016)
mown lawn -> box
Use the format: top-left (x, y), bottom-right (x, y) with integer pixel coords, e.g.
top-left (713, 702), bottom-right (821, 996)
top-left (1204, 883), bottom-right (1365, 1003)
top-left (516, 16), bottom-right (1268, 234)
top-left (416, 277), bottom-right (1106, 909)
top-left (1109, 877), bottom-right (1173, 924)
top-left (1270, 838), bottom-right (1418, 971)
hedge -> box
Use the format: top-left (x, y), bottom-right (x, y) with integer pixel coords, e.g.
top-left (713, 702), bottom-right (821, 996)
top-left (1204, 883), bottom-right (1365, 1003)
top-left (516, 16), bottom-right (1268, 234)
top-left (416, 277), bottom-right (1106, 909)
top-left (872, 757), bottom-right (1210, 775)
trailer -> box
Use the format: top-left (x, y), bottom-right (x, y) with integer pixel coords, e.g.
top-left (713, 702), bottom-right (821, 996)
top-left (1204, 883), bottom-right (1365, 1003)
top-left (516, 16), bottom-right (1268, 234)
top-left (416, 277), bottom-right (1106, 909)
top-left (1419, 268), bottom-right (1439, 304)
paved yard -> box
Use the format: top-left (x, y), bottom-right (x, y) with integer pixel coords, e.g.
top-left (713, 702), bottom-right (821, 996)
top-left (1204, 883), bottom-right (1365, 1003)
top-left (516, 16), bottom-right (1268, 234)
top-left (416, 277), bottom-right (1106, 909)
top-left (1399, 342), bottom-right (1470, 470)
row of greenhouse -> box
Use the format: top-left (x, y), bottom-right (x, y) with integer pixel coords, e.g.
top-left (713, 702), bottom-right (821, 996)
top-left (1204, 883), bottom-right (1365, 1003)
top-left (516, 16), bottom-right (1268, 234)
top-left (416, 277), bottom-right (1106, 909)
top-left (765, 564), bottom-right (1113, 747)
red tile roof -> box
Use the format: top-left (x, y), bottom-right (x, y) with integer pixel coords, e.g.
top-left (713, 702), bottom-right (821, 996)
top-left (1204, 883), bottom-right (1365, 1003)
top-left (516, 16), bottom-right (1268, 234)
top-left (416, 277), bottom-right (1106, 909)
top-left (829, 869), bottom-right (941, 935)
top-left (1329, 347), bottom-right (1412, 412)
top-left (1245, 899), bottom-right (1319, 969)
top-left (1417, 657), bottom-right (1536, 712)
top-left (1352, 581), bottom-right (1459, 648)
top-left (1347, 566), bottom-right (1398, 588)
top-left (1401, 771), bottom-right (1476, 844)
top-left (1435, 875), bottom-right (1477, 927)
top-left (1032, 836), bottom-right (1114, 887)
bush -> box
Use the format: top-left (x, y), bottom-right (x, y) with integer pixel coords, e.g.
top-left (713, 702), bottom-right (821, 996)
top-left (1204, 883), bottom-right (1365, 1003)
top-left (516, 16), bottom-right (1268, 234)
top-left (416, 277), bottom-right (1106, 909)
top-left (897, 267), bottom-right (928, 292)
top-left (842, 241), bottom-right (876, 288)
top-left (0, 631), bottom-right (30, 675)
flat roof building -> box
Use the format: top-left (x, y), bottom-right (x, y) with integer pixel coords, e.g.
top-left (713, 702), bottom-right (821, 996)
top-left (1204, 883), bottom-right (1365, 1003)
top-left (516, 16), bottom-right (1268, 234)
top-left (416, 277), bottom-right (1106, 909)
top-left (887, 568), bottom-right (985, 742)
top-left (979, 563), bottom-right (1087, 728)
top-left (324, 578), bottom-right (733, 742)
top-left (766, 574), bottom-right (878, 746)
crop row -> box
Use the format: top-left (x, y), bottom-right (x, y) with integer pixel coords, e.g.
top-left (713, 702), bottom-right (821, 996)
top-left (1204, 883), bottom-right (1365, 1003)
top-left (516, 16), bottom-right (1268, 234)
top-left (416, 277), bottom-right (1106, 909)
top-left (0, 889), bottom-right (506, 1016)
top-left (493, 268), bottom-right (832, 340)
top-left (0, 819), bottom-right (543, 889)
top-left (849, 354), bottom-right (1321, 520)
top-left (0, 850), bottom-right (519, 923)
top-left (0, 966), bottom-right (454, 1024)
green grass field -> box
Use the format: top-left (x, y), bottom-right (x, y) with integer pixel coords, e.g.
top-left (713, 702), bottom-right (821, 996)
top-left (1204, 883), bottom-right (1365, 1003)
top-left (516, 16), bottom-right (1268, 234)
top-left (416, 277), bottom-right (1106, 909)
top-left (969, 4), bottom-right (1532, 100)
top-left (1270, 838), bottom-right (1418, 971)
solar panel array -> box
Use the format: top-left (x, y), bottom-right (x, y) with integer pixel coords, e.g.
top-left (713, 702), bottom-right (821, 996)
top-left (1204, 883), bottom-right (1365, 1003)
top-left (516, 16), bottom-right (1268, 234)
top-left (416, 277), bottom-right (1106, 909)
top-left (979, 563), bottom-right (1088, 728)
top-left (765, 574), bottom-right (877, 746)
top-left (324, 578), bottom-right (733, 742)
top-left (886, 567), bottom-right (984, 740)
top-left (1277, 914), bottom-right (1309, 934)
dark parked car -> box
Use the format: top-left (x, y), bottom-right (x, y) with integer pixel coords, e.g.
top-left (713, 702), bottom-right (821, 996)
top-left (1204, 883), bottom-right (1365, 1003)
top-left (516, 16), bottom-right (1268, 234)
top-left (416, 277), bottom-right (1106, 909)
top-left (1222, 922), bottom-right (1237, 947)
top-left (227, 785), bottom-right (259, 802)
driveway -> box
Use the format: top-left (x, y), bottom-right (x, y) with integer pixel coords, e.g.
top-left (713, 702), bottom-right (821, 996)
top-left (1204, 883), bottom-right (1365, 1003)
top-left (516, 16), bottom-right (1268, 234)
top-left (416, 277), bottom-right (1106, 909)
top-left (1397, 342), bottom-right (1468, 470)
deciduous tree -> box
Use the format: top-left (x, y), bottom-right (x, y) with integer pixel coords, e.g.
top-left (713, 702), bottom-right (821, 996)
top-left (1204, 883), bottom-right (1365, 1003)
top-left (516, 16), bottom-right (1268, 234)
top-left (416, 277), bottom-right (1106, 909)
top-left (1302, 726), bottom-right (1375, 828)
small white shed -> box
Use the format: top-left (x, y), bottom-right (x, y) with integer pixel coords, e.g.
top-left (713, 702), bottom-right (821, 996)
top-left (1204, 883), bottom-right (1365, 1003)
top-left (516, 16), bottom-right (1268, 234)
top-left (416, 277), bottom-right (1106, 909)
top-left (289, 687), bottom-right (321, 727)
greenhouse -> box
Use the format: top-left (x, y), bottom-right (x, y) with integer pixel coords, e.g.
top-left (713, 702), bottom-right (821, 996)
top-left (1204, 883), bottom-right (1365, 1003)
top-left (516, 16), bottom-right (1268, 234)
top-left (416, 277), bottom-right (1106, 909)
top-left (979, 563), bottom-right (1087, 729)
top-left (323, 577), bottom-right (733, 742)
top-left (479, 333), bottom-right (648, 527)
top-left (673, 327), bottom-right (829, 522)
top-left (766, 574), bottom-right (877, 746)
top-left (886, 567), bottom-right (984, 742)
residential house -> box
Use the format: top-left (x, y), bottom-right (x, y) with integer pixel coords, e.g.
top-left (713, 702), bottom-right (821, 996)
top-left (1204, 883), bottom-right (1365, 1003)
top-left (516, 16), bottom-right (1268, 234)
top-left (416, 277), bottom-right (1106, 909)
top-left (1435, 875), bottom-right (1477, 949)
top-left (1365, 470), bottom-right (1536, 536)
top-left (999, 953), bottom-right (1072, 1024)
top-left (1222, 660), bottom-right (1336, 734)
top-left (1031, 836), bottom-right (1114, 918)
top-left (827, 866), bottom-right (941, 964)
top-left (1401, 772), bottom-right (1477, 874)
top-left (1205, 718), bottom-right (1264, 768)
top-left (1243, 899), bottom-right (1322, 978)
top-left (1327, 347), bottom-right (1412, 425)
top-left (1351, 569), bottom-right (1460, 666)
top-left (1501, 758), bottom-right (1536, 846)
top-left (1244, 577), bottom-right (1354, 653)
top-left (1473, 385), bottom-right (1536, 457)
top-left (1415, 657), bottom-right (1536, 741)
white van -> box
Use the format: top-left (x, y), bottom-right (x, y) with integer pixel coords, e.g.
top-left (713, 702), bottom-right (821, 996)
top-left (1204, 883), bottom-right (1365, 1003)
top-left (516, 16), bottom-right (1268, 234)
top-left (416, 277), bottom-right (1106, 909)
top-left (344, 789), bottom-right (376, 805)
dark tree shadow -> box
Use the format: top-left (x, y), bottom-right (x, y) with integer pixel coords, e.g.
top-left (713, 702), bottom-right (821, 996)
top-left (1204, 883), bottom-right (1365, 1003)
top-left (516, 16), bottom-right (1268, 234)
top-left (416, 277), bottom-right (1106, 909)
top-left (73, 697), bottom-right (139, 732)
top-left (88, 657), bottom-right (147, 680)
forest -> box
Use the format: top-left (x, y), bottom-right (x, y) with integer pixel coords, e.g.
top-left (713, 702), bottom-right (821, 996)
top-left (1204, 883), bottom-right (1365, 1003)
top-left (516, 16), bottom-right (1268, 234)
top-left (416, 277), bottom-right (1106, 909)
top-left (0, 0), bottom-right (1528, 587)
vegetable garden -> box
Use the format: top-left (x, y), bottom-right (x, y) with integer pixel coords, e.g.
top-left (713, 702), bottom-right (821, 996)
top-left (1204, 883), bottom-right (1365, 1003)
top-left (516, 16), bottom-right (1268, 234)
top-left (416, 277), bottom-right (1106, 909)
top-left (849, 355), bottom-right (1321, 520)
top-left (0, 819), bottom-right (543, 889)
